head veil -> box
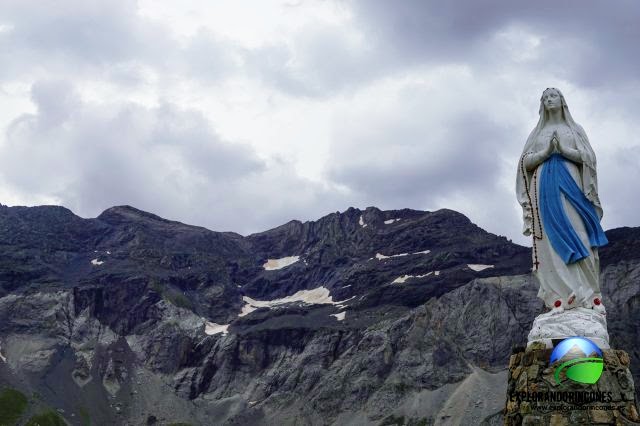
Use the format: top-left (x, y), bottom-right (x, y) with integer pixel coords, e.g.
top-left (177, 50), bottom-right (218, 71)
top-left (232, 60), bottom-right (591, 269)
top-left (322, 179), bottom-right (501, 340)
top-left (516, 88), bottom-right (603, 236)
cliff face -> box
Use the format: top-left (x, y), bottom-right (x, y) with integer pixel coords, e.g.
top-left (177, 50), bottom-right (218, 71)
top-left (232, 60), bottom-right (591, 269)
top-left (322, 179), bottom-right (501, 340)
top-left (0, 204), bottom-right (636, 425)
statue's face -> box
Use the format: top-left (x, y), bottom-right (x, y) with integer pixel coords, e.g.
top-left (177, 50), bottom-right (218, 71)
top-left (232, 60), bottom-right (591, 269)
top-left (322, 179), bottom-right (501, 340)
top-left (542, 89), bottom-right (562, 111)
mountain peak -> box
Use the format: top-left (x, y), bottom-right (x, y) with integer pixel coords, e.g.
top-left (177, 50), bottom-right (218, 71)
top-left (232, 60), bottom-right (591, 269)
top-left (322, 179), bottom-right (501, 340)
top-left (97, 205), bottom-right (175, 225)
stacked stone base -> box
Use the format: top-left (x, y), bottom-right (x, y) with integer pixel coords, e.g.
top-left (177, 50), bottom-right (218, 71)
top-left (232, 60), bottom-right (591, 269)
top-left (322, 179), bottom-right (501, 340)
top-left (504, 342), bottom-right (640, 425)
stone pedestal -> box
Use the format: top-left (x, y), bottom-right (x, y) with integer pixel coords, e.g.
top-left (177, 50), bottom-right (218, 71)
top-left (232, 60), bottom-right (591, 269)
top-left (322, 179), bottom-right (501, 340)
top-left (504, 342), bottom-right (640, 425)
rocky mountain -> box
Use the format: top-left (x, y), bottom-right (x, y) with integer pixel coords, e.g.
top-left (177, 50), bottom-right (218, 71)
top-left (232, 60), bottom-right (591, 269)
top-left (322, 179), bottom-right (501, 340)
top-left (0, 204), bottom-right (637, 425)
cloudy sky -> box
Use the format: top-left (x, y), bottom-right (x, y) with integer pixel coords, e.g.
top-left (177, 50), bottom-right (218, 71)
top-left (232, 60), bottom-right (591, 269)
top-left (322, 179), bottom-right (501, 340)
top-left (1, 0), bottom-right (639, 245)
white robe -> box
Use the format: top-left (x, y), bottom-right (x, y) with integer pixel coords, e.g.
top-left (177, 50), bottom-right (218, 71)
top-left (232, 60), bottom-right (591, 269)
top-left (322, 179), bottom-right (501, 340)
top-left (530, 161), bottom-right (602, 309)
top-left (528, 131), bottom-right (602, 310)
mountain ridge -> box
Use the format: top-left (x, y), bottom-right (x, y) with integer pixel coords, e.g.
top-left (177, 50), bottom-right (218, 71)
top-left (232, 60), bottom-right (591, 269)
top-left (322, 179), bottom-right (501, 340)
top-left (0, 203), bottom-right (637, 425)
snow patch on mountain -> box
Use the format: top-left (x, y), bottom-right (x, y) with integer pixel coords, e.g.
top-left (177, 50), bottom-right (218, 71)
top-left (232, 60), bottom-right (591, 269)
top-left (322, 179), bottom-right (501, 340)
top-left (204, 322), bottom-right (229, 336)
top-left (468, 264), bottom-right (494, 272)
top-left (392, 272), bottom-right (433, 284)
top-left (332, 312), bottom-right (346, 321)
top-left (239, 287), bottom-right (350, 317)
top-left (263, 256), bottom-right (300, 270)
top-left (373, 249), bottom-right (430, 260)
top-left (375, 252), bottom-right (409, 260)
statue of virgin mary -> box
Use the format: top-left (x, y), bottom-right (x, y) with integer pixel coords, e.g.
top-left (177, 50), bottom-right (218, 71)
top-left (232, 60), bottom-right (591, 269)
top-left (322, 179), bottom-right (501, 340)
top-left (516, 88), bottom-right (608, 317)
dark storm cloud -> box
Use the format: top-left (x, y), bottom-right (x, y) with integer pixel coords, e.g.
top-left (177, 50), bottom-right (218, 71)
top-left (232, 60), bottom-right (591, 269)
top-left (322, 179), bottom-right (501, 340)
top-left (328, 110), bottom-right (506, 206)
top-left (0, 0), bottom-right (238, 85)
top-left (3, 79), bottom-right (261, 199)
top-left (351, 0), bottom-right (640, 87)
top-left (229, 0), bottom-right (640, 99)
top-left (0, 1), bottom-right (159, 75)
top-left (599, 144), bottom-right (640, 232)
top-left (0, 79), bottom-right (348, 234)
top-left (4, 0), bottom-right (638, 95)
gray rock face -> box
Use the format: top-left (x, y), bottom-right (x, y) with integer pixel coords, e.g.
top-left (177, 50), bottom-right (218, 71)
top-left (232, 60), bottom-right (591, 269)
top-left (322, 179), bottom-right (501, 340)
top-left (0, 203), bottom-right (637, 425)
